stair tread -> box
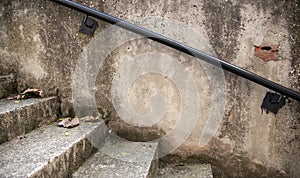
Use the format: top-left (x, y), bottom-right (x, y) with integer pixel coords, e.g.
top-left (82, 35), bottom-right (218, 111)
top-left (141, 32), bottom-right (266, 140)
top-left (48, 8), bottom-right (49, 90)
top-left (0, 97), bottom-right (55, 114)
top-left (0, 121), bottom-right (107, 178)
top-left (73, 135), bottom-right (158, 178)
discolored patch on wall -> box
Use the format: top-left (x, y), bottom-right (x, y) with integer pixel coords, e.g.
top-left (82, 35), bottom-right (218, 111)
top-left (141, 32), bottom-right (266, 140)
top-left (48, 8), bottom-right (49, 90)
top-left (254, 45), bottom-right (279, 62)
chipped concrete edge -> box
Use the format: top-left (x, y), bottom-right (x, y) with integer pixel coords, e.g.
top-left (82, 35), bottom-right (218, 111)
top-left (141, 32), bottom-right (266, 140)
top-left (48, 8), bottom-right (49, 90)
top-left (147, 142), bottom-right (159, 178)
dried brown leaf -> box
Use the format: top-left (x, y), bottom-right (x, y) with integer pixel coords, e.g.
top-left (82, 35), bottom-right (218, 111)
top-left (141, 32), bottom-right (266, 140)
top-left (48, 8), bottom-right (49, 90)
top-left (80, 115), bottom-right (101, 122)
top-left (58, 117), bottom-right (80, 128)
top-left (21, 88), bottom-right (45, 98)
top-left (6, 88), bottom-right (45, 100)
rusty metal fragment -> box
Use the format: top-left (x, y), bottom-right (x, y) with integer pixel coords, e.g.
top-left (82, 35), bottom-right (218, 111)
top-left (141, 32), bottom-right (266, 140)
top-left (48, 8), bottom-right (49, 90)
top-left (254, 45), bottom-right (279, 62)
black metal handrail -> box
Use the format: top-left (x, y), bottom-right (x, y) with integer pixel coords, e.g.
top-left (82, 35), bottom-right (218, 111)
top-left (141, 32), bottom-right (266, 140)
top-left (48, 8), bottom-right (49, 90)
top-left (50, 0), bottom-right (300, 102)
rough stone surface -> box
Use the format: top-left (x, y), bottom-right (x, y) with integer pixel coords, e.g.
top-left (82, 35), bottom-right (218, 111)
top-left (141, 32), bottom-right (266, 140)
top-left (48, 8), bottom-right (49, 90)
top-left (0, 0), bottom-right (103, 116)
top-left (73, 134), bottom-right (158, 178)
top-left (0, 74), bottom-right (16, 99)
top-left (157, 164), bottom-right (213, 178)
top-left (99, 1), bottom-right (300, 178)
top-left (0, 97), bottom-right (59, 144)
top-left (0, 121), bottom-right (107, 178)
top-left (0, 0), bottom-right (299, 178)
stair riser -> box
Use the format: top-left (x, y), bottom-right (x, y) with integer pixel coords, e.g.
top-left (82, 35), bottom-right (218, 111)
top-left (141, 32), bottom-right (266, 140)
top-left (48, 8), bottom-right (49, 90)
top-left (31, 138), bottom-right (98, 178)
top-left (147, 158), bottom-right (159, 178)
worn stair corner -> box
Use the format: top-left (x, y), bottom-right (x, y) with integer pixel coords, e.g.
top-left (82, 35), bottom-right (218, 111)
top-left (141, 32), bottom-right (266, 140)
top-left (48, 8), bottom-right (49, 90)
top-left (0, 97), bottom-right (60, 144)
top-left (0, 121), bottom-right (108, 177)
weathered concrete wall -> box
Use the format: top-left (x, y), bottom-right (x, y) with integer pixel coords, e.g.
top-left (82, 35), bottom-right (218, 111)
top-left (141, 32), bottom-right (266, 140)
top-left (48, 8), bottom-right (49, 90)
top-left (0, 0), bottom-right (103, 112)
top-left (99, 1), bottom-right (300, 177)
top-left (0, 0), bottom-right (299, 177)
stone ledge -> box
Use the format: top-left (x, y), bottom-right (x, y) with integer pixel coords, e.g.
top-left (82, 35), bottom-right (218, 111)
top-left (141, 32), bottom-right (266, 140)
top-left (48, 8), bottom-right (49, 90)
top-left (0, 97), bottom-right (59, 144)
top-left (0, 121), bottom-right (107, 178)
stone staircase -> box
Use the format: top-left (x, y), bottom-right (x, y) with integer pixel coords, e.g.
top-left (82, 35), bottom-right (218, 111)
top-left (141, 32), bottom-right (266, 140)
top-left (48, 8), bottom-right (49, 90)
top-left (0, 94), bottom-right (213, 177)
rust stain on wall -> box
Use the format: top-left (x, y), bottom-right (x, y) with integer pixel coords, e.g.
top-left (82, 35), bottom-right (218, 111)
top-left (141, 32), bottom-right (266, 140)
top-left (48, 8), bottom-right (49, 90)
top-left (254, 45), bottom-right (279, 62)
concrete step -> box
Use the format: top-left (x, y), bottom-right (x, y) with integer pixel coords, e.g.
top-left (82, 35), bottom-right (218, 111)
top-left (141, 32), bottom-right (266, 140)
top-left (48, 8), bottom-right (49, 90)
top-left (73, 134), bottom-right (159, 178)
top-left (0, 97), bottom-right (60, 144)
top-left (157, 164), bottom-right (213, 178)
top-left (0, 121), bottom-right (107, 178)
top-left (0, 74), bottom-right (16, 99)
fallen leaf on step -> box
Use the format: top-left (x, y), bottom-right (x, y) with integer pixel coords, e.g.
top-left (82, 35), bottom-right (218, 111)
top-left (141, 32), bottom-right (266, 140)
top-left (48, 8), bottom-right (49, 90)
top-left (6, 88), bottom-right (44, 100)
top-left (58, 117), bottom-right (80, 128)
top-left (80, 115), bottom-right (101, 122)
top-left (68, 117), bottom-right (80, 128)
top-left (6, 95), bottom-right (17, 100)
top-left (21, 88), bottom-right (44, 99)
top-left (58, 117), bottom-right (70, 127)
